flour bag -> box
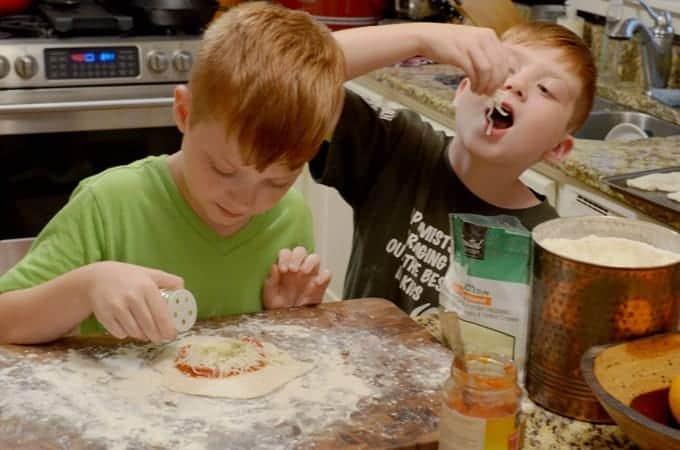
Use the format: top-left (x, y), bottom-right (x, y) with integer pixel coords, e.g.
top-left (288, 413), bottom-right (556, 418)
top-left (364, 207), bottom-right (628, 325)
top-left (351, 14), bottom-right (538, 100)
top-left (439, 214), bottom-right (533, 383)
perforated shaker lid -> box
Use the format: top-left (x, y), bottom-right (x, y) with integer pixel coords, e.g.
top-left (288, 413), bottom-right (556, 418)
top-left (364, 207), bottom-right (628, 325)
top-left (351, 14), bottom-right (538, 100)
top-left (162, 289), bottom-right (197, 333)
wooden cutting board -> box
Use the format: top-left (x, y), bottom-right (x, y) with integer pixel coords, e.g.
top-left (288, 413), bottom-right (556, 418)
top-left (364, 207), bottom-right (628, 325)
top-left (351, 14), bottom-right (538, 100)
top-left (0, 298), bottom-right (452, 450)
top-left (453, 0), bottom-right (525, 35)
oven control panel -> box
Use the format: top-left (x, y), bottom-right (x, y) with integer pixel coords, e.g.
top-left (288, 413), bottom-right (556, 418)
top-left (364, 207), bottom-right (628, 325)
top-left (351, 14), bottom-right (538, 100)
top-left (0, 36), bottom-right (201, 89)
top-left (45, 47), bottom-right (140, 80)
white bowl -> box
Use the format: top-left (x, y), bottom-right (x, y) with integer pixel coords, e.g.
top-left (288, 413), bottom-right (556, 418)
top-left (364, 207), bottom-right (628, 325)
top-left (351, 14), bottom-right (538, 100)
top-left (605, 122), bottom-right (648, 141)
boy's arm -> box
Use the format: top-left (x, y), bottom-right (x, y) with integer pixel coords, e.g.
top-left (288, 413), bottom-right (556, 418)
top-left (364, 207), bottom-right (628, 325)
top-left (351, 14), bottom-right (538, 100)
top-left (0, 267), bottom-right (93, 344)
top-left (0, 262), bottom-right (182, 345)
top-left (334, 23), bottom-right (511, 96)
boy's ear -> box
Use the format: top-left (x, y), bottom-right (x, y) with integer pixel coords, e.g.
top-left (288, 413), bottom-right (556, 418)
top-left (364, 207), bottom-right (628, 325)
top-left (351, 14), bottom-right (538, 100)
top-left (453, 78), bottom-right (470, 108)
top-left (173, 85), bottom-right (192, 134)
top-left (543, 134), bottom-right (574, 163)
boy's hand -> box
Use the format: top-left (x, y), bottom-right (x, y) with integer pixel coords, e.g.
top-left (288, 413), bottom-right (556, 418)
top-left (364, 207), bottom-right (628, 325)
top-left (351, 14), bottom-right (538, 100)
top-left (263, 247), bottom-right (331, 310)
top-left (423, 24), bottom-right (512, 96)
top-left (83, 261), bottom-right (183, 343)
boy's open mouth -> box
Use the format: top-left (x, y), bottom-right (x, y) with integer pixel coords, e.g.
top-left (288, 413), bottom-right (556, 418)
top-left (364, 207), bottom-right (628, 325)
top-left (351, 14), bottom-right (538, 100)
top-left (484, 90), bottom-right (514, 136)
top-left (485, 103), bottom-right (514, 135)
top-left (492, 103), bottom-right (514, 128)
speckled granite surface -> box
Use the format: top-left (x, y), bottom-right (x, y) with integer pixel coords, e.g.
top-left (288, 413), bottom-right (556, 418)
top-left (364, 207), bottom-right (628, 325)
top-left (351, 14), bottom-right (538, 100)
top-left (366, 64), bottom-right (680, 230)
top-left (413, 314), bottom-right (639, 450)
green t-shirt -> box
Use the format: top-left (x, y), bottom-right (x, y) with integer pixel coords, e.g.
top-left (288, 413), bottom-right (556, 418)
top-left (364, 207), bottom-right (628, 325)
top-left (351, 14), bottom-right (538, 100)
top-left (0, 155), bottom-right (314, 334)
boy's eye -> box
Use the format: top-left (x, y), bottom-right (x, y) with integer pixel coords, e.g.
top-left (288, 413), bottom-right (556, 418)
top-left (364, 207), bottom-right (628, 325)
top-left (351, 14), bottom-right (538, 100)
top-left (213, 165), bottom-right (236, 176)
top-left (268, 180), bottom-right (291, 189)
top-left (538, 84), bottom-right (553, 97)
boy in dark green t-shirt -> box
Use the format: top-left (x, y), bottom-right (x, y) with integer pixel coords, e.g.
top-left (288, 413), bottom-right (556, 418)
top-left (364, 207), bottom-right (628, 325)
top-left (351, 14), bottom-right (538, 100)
top-left (311, 22), bottom-right (596, 315)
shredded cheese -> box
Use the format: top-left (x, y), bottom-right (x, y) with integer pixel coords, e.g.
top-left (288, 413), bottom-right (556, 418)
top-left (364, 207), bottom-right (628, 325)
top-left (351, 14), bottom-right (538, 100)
top-left (174, 336), bottom-right (268, 378)
top-left (485, 90), bottom-right (509, 136)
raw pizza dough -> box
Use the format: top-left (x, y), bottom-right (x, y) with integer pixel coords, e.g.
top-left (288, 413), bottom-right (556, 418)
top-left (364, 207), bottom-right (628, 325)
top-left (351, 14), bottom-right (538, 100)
top-left (668, 191), bottom-right (680, 203)
top-left (153, 335), bottom-right (314, 399)
top-left (540, 235), bottom-right (680, 268)
top-left (626, 171), bottom-right (680, 192)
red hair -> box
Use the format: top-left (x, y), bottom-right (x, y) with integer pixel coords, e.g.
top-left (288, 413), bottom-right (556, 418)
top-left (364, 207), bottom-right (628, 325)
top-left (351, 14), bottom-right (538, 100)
top-left (189, 2), bottom-right (346, 169)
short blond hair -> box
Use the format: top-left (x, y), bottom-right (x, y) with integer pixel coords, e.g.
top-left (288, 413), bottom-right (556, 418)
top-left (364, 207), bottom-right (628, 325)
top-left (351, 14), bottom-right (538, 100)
top-left (502, 22), bottom-right (596, 132)
top-left (189, 2), bottom-right (346, 170)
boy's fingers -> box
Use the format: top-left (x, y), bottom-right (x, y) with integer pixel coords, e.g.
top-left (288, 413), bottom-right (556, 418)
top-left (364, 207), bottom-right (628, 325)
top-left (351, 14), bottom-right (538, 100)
top-left (492, 45), bottom-right (517, 93)
top-left (491, 52), bottom-right (510, 93)
top-left (300, 253), bottom-right (321, 274)
top-left (289, 246), bottom-right (307, 272)
top-left (129, 292), bottom-right (162, 343)
top-left (461, 49), bottom-right (478, 93)
top-left (489, 67), bottom-right (507, 96)
top-left (267, 264), bottom-right (280, 286)
top-left (470, 47), bottom-right (492, 96)
top-left (145, 268), bottom-right (184, 290)
top-left (263, 265), bottom-right (282, 310)
top-left (316, 269), bottom-right (332, 288)
top-left (101, 316), bottom-right (127, 340)
top-left (278, 248), bottom-right (293, 273)
top-left (483, 51), bottom-right (506, 94)
top-left (297, 269), bottom-right (331, 306)
top-left (116, 306), bottom-right (146, 341)
top-left (94, 299), bottom-right (127, 339)
top-left (143, 285), bottom-right (176, 341)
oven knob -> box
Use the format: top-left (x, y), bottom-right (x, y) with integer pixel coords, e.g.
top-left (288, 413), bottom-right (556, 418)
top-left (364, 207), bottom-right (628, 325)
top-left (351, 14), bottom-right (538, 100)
top-left (147, 51), bottom-right (169, 73)
top-left (0, 56), bottom-right (9, 79)
top-left (15, 55), bottom-right (38, 79)
top-left (172, 51), bottom-right (193, 73)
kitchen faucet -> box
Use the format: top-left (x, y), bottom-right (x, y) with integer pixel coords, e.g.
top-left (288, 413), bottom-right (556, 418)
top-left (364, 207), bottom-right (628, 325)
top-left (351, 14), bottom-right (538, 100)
top-left (607, 0), bottom-right (674, 93)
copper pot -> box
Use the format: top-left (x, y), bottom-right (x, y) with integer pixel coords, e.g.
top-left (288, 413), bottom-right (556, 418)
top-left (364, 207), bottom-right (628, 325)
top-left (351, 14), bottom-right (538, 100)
top-left (526, 216), bottom-right (680, 422)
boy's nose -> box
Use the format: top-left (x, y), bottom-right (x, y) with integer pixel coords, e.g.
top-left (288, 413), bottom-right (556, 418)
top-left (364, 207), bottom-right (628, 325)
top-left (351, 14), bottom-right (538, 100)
top-left (235, 185), bottom-right (257, 210)
top-left (504, 83), bottom-right (525, 100)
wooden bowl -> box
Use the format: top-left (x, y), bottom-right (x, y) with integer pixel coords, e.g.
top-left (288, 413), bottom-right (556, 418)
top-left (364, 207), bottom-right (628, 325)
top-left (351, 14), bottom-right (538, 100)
top-left (581, 332), bottom-right (680, 450)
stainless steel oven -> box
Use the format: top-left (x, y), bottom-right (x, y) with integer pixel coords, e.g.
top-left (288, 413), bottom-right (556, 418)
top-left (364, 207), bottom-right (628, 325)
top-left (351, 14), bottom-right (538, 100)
top-left (0, 19), bottom-right (202, 238)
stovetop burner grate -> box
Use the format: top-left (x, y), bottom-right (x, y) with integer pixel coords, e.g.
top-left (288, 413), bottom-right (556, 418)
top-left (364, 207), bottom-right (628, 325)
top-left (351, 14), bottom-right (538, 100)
top-left (0, 0), bottom-right (213, 39)
top-left (0, 14), bottom-right (54, 39)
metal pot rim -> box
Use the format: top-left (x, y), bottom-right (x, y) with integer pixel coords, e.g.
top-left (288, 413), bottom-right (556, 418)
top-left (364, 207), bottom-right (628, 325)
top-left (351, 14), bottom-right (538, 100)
top-left (532, 216), bottom-right (680, 269)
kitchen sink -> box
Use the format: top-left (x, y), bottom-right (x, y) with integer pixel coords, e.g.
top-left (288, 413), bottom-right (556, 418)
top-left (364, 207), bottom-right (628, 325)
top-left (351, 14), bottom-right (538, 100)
top-left (574, 111), bottom-right (680, 140)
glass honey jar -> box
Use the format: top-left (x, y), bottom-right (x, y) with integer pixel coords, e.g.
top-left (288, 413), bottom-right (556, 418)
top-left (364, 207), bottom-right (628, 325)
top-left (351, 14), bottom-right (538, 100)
top-left (439, 353), bottom-right (522, 450)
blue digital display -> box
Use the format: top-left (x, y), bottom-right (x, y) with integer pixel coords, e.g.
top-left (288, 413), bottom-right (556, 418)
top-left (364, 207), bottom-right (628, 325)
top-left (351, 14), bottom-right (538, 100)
top-left (99, 52), bottom-right (116, 62)
top-left (46, 46), bottom-right (138, 80)
top-left (70, 50), bottom-right (117, 64)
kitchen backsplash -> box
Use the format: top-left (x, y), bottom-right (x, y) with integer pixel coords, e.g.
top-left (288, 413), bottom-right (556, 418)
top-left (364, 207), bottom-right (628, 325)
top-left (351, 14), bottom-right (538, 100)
top-left (588, 23), bottom-right (680, 89)
top-left (513, 3), bottom-right (680, 90)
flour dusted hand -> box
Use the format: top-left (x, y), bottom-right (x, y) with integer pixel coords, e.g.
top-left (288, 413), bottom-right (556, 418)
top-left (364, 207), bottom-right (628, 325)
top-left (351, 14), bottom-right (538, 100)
top-left (84, 261), bottom-right (183, 343)
top-left (263, 247), bottom-right (331, 309)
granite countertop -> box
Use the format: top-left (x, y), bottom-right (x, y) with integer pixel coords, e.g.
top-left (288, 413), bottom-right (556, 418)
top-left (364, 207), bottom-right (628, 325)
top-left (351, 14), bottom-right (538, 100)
top-left (414, 314), bottom-right (639, 450)
top-left (359, 64), bottom-right (680, 230)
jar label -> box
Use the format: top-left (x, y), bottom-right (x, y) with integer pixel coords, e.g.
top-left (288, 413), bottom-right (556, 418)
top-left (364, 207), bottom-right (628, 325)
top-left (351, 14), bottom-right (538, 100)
top-left (439, 403), bottom-right (519, 450)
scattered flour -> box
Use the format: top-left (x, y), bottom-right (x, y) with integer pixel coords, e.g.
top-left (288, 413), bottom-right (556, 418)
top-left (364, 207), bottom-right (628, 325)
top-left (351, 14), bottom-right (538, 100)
top-left (0, 317), bottom-right (451, 450)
